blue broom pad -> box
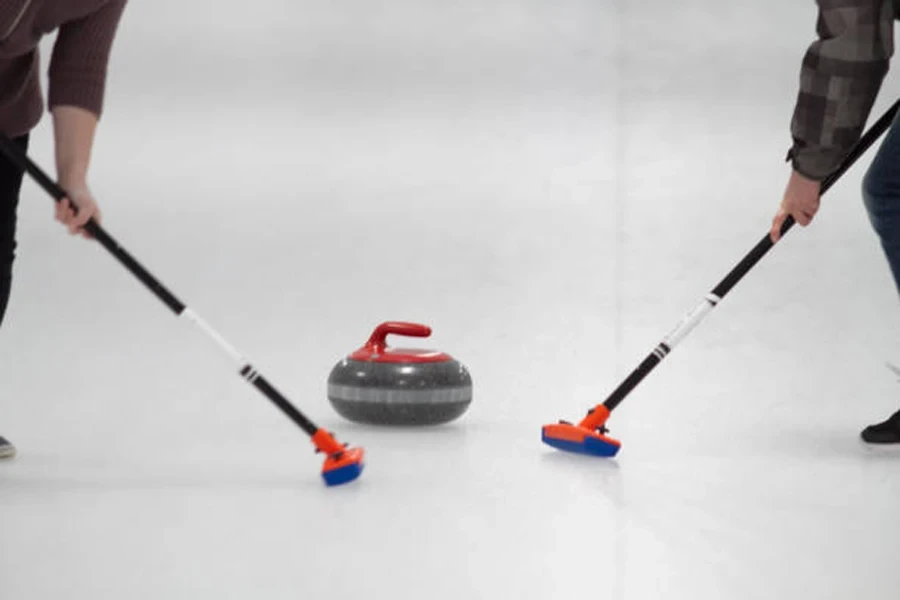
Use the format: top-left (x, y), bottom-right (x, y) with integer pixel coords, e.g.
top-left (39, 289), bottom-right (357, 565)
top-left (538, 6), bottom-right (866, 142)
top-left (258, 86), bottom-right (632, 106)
top-left (541, 430), bottom-right (620, 457)
top-left (322, 461), bottom-right (365, 486)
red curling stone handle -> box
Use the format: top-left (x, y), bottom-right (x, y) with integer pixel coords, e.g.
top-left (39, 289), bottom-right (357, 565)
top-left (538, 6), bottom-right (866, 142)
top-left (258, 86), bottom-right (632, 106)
top-left (365, 322), bottom-right (432, 353)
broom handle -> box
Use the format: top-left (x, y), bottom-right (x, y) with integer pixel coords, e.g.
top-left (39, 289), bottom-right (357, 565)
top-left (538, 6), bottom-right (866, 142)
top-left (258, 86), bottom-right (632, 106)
top-left (0, 134), bottom-right (323, 438)
top-left (586, 98), bottom-right (900, 422)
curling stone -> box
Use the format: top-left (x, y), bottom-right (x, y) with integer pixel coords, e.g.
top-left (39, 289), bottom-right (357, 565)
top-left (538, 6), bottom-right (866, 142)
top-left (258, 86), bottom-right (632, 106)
top-left (327, 322), bottom-right (473, 426)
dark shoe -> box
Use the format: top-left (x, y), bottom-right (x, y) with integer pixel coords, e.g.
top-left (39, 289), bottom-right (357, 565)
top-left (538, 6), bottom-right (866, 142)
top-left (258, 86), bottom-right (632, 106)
top-left (861, 410), bottom-right (900, 444)
top-left (0, 435), bottom-right (15, 459)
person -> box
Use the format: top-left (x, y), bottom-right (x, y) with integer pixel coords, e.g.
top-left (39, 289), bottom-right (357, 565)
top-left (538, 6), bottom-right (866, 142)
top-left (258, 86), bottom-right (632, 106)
top-left (0, 0), bottom-right (127, 459)
top-left (771, 0), bottom-right (900, 444)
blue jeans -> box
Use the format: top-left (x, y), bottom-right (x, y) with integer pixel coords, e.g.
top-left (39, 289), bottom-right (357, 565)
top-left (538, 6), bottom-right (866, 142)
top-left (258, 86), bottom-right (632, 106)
top-left (863, 110), bottom-right (900, 297)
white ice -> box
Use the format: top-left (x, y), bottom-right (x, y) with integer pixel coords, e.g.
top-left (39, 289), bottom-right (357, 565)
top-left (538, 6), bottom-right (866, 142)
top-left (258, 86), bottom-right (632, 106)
top-left (2, 1), bottom-right (900, 598)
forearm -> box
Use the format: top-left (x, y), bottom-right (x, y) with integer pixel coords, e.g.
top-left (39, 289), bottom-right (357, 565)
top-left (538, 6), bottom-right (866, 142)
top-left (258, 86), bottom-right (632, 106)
top-left (46, 0), bottom-right (126, 189)
top-left (51, 105), bottom-right (97, 188)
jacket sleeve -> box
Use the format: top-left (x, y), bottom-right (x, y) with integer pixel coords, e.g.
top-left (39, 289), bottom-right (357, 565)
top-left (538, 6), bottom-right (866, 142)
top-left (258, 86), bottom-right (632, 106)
top-left (46, 0), bottom-right (128, 118)
top-left (788, 0), bottom-right (894, 180)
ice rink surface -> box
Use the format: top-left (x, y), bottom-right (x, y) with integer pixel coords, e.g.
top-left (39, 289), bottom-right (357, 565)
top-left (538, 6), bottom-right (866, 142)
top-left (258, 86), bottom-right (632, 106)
top-left (3, 0), bottom-right (900, 598)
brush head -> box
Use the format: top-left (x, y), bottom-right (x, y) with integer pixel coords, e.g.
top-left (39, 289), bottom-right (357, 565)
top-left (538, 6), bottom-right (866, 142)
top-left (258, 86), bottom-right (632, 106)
top-left (312, 429), bottom-right (364, 486)
top-left (541, 421), bottom-right (621, 457)
top-left (321, 447), bottom-right (365, 486)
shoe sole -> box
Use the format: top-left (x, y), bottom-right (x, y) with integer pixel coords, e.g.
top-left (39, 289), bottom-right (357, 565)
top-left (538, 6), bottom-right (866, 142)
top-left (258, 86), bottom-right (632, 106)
top-left (0, 447), bottom-right (16, 459)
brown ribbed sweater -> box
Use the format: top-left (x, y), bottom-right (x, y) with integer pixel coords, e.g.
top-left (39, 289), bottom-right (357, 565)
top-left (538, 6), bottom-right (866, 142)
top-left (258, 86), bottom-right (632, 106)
top-left (0, 0), bottom-right (126, 137)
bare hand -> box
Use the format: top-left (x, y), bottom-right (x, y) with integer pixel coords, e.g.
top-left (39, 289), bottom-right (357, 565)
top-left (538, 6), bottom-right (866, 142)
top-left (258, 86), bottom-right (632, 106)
top-left (55, 183), bottom-right (101, 239)
top-left (770, 169), bottom-right (822, 242)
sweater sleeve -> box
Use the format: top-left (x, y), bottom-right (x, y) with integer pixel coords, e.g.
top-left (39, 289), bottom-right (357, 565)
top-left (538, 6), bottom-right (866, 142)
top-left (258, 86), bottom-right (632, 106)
top-left (46, 0), bottom-right (127, 118)
top-left (787, 0), bottom-right (894, 181)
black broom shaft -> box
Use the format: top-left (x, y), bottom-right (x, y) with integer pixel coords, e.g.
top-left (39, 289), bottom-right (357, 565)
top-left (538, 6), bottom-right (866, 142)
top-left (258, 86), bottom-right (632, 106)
top-left (713, 100), bottom-right (900, 299)
top-left (602, 98), bottom-right (900, 413)
top-left (0, 137), bottom-right (187, 314)
top-left (0, 135), bottom-right (321, 437)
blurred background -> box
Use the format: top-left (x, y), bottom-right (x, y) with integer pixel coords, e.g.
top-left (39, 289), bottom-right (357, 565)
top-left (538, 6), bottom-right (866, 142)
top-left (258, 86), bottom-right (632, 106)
top-left (2, 1), bottom-right (900, 598)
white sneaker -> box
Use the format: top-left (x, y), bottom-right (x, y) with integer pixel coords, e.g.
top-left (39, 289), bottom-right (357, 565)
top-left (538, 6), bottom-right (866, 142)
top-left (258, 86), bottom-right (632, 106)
top-left (0, 436), bottom-right (16, 459)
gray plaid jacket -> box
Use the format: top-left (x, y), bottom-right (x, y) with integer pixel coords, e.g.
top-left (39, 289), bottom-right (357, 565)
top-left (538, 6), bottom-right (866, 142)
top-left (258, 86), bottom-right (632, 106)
top-left (789, 0), bottom-right (898, 180)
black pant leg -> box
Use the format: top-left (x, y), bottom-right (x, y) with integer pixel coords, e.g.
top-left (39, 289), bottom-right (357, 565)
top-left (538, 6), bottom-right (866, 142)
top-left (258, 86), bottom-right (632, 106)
top-left (0, 134), bottom-right (30, 327)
